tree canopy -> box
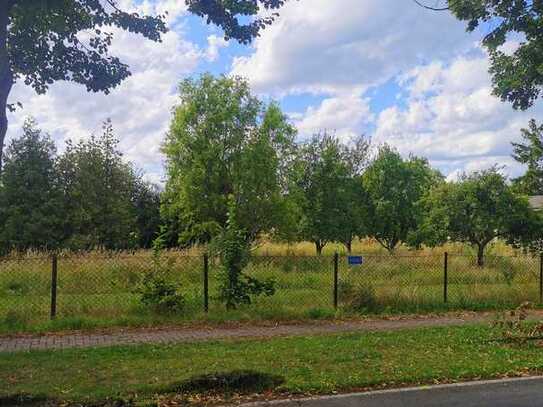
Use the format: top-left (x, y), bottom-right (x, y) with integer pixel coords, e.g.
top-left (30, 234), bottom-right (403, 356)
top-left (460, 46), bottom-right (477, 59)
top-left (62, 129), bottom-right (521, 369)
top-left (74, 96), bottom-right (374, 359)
top-left (162, 73), bottom-right (297, 246)
top-left (416, 167), bottom-right (537, 266)
top-left (295, 132), bottom-right (370, 254)
top-left (0, 118), bottom-right (64, 252)
top-left (163, 74), bottom-right (295, 308)
top-left (511, 119), bottom-right (543, 194)
top-left (0, 118), bottom-right (161, 253)
top-left (419, 0), bottom-right (543, 110)
top-left (362, 145), bottom-right (442, 253)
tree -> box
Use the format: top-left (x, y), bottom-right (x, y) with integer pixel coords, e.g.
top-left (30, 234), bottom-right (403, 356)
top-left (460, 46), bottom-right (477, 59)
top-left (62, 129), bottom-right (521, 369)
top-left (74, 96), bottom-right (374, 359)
top-left (186, 0), bottom-right (287, 44)
top-left (340, 135), bottom-right (372, 252)
top-left (131, 177), bottom-right (161, 249)
top-left (295, 132), bottom-right (370, 254)
top-left (511, 119), bottom-right (543, 194)
top-left (0, 118), bottom-right (64, 252)
top-left (57, 120), bottom-right (140, 250)
top-left (414, 0), bottom-right (543, 110)
top-left (162, 73), bottom-right (296, 307)
top-left (363, 145), bottom-right (442, 253)
top-left (416, 168), bottom-right (536, 266)
top-left (0, 0), bottom-right (285, 170)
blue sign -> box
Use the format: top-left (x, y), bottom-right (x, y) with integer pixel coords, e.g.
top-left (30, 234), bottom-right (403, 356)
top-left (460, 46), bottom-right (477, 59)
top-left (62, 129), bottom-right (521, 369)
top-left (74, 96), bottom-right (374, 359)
top-left (348, 256), bottom-right (364, 265)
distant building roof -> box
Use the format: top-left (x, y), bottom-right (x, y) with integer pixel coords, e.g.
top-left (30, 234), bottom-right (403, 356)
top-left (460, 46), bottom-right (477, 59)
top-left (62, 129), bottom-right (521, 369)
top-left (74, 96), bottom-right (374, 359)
top-left (529, 195), bottom-right (543, 210)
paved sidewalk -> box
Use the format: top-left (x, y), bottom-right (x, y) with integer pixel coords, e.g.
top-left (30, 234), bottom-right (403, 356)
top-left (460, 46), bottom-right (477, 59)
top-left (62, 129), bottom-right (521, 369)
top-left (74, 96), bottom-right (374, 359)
top-left (0, 315), bottom-right (487, 353)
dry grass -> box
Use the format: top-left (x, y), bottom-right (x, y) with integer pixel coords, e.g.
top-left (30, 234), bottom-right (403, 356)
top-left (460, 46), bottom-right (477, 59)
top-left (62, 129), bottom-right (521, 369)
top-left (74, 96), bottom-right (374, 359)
top-left (0, 239), bottom-right (539, 333)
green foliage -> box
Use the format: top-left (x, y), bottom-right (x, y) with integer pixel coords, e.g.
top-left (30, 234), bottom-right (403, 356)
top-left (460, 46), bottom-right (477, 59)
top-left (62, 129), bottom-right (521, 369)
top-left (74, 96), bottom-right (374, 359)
top-left (135, 240), bottom-right (185, 314)
top-left (0, 118), bottom-right (64, 252)
top-left (186, 0), bottom-right (287, 44)
top-left (57, 120), bottom-right (158, 250)
top-left (416, 167), bottom-right (538, 266)
top-left (6, 1), bottom-right (167, 96)
top-left (162, 74), bottom-right (297, 246)
top-left (213, 200), bottom-right (275, 310)
top-left (137, 272), bottom-right (185, 314)
top-left (511, 119), bottom-right (543, 194)
top-left (295, 132), bottom-right (370, 254)
top-left (449, 0), bottom-right (543, 110)
top-left (0, 0), bottom-right (167, 169)
top-left (0, 0), bottom-right (286, 169)
top-left (0, 118), bottom-right (160, 252)
top-left (363, 145), bottom-right (442, 252)
top-left (131, 178), bottom-right (161, 248)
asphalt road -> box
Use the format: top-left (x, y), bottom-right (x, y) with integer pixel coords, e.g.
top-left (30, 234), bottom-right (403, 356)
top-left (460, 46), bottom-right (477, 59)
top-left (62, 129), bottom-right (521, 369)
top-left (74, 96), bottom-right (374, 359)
top-left (243, 377), bottom-right (543, 407)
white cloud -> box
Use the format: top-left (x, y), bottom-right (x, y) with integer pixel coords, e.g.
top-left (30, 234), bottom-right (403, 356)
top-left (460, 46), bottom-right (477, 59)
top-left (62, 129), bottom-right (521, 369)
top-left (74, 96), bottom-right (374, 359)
top-left (231, 0), bottom-right (478, 95)
top-left (374, 55), bottom-right (542, 178)
top-left (205, 35), bottom-right (229, 62)
top-left (295, 91), bottom-right (373, 141)
top-left (6, 1), bottom-right (201, 184)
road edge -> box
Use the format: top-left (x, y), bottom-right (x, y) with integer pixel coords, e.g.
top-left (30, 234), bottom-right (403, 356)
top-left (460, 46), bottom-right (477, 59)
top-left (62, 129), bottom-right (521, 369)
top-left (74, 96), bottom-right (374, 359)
top-left (238, 376), bottom-right (543, 406)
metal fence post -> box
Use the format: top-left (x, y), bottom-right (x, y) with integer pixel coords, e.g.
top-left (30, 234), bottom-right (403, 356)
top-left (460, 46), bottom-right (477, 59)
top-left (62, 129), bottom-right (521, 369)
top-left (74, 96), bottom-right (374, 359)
top-left (443, 252), bottom-right (448, 304)
top-left (333, 252), bottom-right (339, 309)
top-left (539, 253), bottom-right (543, 304)
top-left (50, 254), bottom-right (58, 320)
top-left (203, 253), bottom-right (209, 313)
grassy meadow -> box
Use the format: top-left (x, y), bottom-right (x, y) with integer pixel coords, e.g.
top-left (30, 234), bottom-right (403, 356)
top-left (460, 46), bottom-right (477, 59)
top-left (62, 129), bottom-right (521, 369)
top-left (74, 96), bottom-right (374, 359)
top-left (0, 239), bottom-right (540, 333)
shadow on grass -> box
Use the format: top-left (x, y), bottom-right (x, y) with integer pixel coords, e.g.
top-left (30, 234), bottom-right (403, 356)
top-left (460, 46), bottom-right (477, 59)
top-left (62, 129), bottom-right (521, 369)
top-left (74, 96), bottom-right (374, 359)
top-left (164, 369), bottom-right (285, 395)
top-left (0, 394), bottom-right (134, 407)
top-left (0, 394), bottom-right (52, 406)
top-left (1, 371), bottom-right (285, 406)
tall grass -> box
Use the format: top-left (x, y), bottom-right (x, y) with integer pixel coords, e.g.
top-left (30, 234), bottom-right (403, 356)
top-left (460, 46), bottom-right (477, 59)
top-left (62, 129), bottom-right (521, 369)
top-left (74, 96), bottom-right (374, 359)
top-left (0, 239), bottom-right (539, 333)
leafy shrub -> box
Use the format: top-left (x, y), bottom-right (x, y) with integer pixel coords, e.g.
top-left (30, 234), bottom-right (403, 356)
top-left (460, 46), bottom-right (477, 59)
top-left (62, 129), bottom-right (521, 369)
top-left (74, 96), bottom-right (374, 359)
top-left (135, 238), bottom-right (185, 314)
top-left (338, 280), bottom-right (355, 299)
top-left (344, 283), bottom-right (378, 313)
top-left (214, 203), bottom-right (275, 310)
top-left (136, 272), bottom-right (185, 314)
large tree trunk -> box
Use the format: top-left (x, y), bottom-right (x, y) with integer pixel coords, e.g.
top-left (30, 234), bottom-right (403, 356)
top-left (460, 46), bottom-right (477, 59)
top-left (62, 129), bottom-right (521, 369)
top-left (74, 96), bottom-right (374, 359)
top-left (344, 239), bottom-right (352, 253)
top-left (0, 3), bottom-right (13, 173)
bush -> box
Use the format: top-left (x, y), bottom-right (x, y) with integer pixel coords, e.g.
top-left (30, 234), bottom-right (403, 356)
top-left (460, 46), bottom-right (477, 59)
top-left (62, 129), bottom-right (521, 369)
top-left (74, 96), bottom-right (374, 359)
top-left (135, 239), bottom-right (185, 314)
top-left (344, 283), bottom-right (378, 313)
top-left (136, 272), bottom-right (185, 314)
top-left (214, 204), bottom-right (276, 310)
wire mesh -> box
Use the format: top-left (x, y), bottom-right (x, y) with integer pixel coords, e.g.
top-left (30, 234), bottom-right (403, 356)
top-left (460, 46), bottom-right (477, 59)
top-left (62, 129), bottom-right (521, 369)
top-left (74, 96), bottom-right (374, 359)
top-left (0, 252), bottom-right (541, 326)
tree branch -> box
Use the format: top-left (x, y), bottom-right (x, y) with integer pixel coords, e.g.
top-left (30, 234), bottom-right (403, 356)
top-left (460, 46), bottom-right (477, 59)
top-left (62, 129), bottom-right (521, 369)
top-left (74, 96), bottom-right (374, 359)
top-left (412, 0), bottom-right (449, 11)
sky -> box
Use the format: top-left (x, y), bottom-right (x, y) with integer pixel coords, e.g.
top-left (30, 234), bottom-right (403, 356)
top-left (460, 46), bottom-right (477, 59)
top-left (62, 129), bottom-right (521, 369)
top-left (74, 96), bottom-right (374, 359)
top-left (7, 0), bottom-right (543, 185)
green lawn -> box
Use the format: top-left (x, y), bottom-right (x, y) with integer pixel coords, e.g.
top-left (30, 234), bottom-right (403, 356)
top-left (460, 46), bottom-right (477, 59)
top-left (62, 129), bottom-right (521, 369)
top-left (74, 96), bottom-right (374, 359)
top-left (2, 324), bottom-right (543, 406)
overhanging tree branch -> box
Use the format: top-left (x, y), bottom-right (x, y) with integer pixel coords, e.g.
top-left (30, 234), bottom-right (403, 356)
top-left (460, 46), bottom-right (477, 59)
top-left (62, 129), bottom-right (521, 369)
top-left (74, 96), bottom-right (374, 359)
top-left (412, 0), bottom-right (449, 11)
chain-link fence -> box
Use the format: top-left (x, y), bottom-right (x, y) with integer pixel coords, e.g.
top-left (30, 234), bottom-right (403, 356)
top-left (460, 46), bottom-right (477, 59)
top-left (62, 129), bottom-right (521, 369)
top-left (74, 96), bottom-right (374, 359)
top-left (1, 252), bottom-right (542, 327)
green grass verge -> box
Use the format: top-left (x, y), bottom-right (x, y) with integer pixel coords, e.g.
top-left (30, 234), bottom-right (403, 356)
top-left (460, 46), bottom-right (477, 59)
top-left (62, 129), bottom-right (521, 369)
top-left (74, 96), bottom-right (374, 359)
top-left (2, 324), bottom-right (543, 405)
